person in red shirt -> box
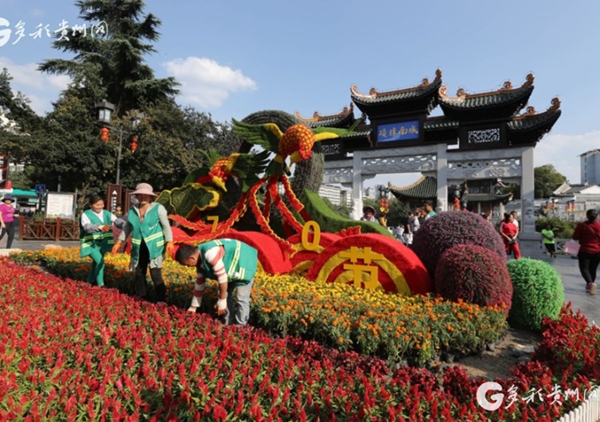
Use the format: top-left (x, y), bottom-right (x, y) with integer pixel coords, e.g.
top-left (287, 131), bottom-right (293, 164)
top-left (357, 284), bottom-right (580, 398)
top-left (499, 212), bottom-right (521, 259)
top-left (573, 209), bottom-right (600, 295)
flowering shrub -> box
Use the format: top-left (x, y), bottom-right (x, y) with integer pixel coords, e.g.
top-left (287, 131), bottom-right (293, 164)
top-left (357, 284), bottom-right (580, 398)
top-left (0, 260), bottom-right (597, 421)
top-left (507, 258), bottom-right (565, 330)
top-left (533, 305), bottom-right (600, 380)
top-left (10, 248), bottom-right (505, 366)
top-left (412, 211), bottom-right (506, 281)
top-left (435, 244), bottom-right (513, 315)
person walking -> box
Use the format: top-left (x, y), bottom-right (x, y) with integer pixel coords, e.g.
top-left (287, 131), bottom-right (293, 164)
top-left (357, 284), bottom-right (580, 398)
top-left (0, 194), bottom-right (16, 249)
top-left (500, 212), bottom-right (521, 259)
top-left (404, 211), bottom-right (419, 245)
top-left (80, 195), bottom-right (117, 287)
top-left (572, 209), bottom-right (600, 295)
top-left (176, 239), bottom-right (258, 326)
top-left (541, 223), bottom-right (557, 258)
top-left (424, 201), bottom-right (436, 220)
top-left (112, 183), bottom-right (174, 304)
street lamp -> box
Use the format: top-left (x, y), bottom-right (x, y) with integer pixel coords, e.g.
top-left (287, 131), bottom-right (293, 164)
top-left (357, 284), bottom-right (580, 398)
top-left (95, 101), bottom-right (145, 185)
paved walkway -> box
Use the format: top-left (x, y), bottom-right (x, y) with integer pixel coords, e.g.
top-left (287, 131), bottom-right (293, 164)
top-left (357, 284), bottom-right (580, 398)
top-left (1, 238), bottom-right (599, 324)
top-left (519, 242), bottom-right (600, 325)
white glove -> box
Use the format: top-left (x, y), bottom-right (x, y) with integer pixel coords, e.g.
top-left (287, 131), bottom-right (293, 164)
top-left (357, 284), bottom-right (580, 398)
top-left (187, 306), bottom-right (198, 313)
top-left (190, 295), bottom-right (202, 308)
top-left (216, 298), bottom-right (227, 312)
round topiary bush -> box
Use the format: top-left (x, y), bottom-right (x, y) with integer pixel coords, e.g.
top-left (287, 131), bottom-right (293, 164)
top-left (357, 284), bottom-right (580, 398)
top-left (507, 258), bottom-right (565, 331)
top-left (412, 211), bottom-right (505, 282)
top-left (435, 244), bottom-right (513, 314)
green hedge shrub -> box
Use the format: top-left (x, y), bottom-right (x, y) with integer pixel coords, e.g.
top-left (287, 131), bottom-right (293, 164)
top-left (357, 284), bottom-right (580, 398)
top-left (507, 258), bottom-right (565, 330)
top-left (303, 189), bottom-right (393, 237)
top-left (435, 244), bottom-right (513, 315)
top-left (535, 217), bottom-right (577, 239)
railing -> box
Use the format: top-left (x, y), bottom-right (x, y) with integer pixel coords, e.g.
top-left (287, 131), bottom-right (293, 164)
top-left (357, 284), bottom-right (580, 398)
top-left (555, 238), bottom-right (568, 254)
top-left (19, 218), bottom-right (79, 241)
top-left (556, 394), bottom-right (600, 422)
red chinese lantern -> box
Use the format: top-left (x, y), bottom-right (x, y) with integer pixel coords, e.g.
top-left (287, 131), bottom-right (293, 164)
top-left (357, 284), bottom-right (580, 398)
top-left (100, 127), bottom-right (110, 143)
top-left (379, 197), bottom-right (389, 213)
top-left (130, 135), bottom-right (138, 153)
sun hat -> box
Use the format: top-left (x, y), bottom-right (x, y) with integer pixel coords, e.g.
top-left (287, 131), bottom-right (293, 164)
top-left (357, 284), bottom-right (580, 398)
top-left (131, 183), bottom-right (157, 197)
top-left (2, 194), bottom-right (15, 202)
top-left (363, 205), bottom-right (376, 214)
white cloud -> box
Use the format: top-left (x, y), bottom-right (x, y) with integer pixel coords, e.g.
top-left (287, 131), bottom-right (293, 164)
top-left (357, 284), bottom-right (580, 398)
top-left (534, 130), bottom-right (600, 185)
top-left (30, 8), bottom-right (44, 18)
top-left (0, 57), bottom-right (71, 114)
top-left (163, 56), bottom-right (257, 108)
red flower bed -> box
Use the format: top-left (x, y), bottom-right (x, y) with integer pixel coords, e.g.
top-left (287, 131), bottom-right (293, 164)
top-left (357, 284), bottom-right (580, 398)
top-left (0, 260), bottom-right (598, 421)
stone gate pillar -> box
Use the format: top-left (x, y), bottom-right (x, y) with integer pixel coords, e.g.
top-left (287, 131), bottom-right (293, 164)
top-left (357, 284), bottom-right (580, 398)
top-left (520, 147), bottom-right (539, 246)
top-left (352, 151), bottom-right (364, 220)
top-left (436, 143), bottom-right (448, 212)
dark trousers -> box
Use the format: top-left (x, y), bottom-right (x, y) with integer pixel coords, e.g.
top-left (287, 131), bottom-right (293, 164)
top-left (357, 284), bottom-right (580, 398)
top-left (134, 241), bottom-right (166, 302)
top-left (0, 221), bottom-right (15, 248)
top-left (578, 252), bottom-right (600, 285)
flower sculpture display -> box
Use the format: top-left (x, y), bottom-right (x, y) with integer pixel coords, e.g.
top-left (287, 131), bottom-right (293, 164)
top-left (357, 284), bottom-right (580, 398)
top-left (306, 233), bottom-right (433, 295)
top-left (168, 121), bottom-right (356, 255)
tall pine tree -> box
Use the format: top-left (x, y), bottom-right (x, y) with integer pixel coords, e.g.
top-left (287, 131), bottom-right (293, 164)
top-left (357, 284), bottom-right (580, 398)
top-left (39, 0), bottom-right (179, 115)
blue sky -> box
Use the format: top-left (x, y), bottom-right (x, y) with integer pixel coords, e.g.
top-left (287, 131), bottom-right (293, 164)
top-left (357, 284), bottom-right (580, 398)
top-left (0, 0), bottom-right (599, 188)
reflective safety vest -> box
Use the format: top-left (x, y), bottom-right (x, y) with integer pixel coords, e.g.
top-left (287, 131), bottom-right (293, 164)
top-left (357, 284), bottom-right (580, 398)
top-left (128, 203), bottom-right (166, 265)
top-left (80, 209), bottom-right (114, 257)
top-left (197, 239), bottom-right (258, 287)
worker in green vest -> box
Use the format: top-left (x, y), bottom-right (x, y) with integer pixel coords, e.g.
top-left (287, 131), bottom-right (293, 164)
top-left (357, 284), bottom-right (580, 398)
top-left (80, 194), bottom-right (118, 287)
top-left (112, 183), bottom-right (174, 304)
top-left (175, 239), bottom-right (258, 326)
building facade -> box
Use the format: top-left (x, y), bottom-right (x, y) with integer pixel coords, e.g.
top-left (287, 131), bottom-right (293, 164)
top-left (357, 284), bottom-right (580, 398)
top-left (580, 150), bottom-right (600, 185)
top-left (318, 184), bottom-right (351, 207)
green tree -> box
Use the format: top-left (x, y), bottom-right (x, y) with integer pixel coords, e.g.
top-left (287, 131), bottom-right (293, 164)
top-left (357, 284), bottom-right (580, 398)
top-left (0, 69), bottom-right (42, 165)
top-left (386, 198), bottom-right (409, 227)
top-left (39, 0), bottom-right (178, 116)
top-left (500, 183), bottom-right (521, 199)
top-left (28, 92), bottom-right (115, 206)
top-left (117, 100), bottom-right (241, 191)
top-left (535, 164), bottom-right (566, 199)
top-left (8, 166), bottom-right (36, 190)
top-left (321, 197), bottom-right (352, 218)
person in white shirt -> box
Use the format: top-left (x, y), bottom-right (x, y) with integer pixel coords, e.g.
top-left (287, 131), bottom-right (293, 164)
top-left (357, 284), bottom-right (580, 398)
top-left (510, 211), bottom-right (520, 236)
